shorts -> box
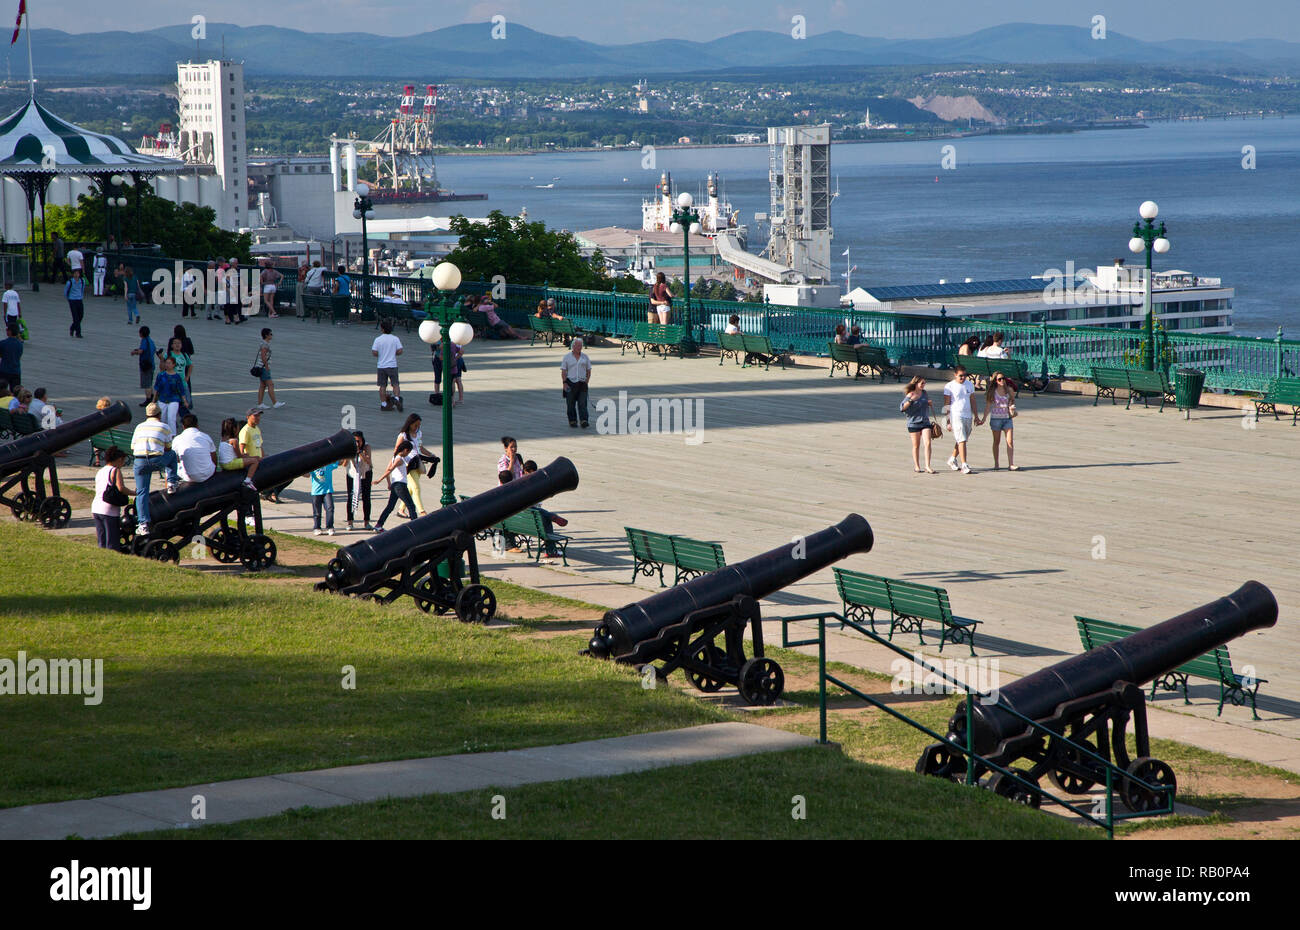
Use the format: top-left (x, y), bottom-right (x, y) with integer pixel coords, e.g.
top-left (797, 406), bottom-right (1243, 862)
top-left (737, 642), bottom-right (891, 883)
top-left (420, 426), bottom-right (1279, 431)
top-left (951, 416), bottom-right (974, 443)
top-left (263, 285), bottom-right (276, 294)
top-left (221, 459), bottom-right (245, 470)
top-left (989, 417), bottom-right (1014, 432)
top-left (907, 425), bottom-right (929, 434)
top-left (259, 368), bottom-right (273, 382)
top-left (140, 367), bottom-right (155, 390)
top-left (378, 367), bottom-right (399, 390)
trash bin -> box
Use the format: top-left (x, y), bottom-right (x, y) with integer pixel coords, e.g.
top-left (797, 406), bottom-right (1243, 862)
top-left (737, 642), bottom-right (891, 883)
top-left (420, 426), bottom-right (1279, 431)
top-left (1174, 368), bottom-right (1206, 419)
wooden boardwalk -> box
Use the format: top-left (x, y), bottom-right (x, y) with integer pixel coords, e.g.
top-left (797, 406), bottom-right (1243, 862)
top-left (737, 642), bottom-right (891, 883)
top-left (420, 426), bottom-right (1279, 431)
top-left (14, 287), bottom-right (1299, 744)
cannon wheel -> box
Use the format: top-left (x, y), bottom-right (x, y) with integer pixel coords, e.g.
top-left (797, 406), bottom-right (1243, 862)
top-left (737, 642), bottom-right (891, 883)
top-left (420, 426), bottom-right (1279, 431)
top-left (240, 533), bottom-right (277, 572)
top-left (1121, 757), bottom-right (1176, 814)
top-left (38, 496), bottom-right (72, 529)
top-left (411, 576), bottom-right (441, 614)
top-left (454, 584), bottom-right (497, 624)
top-left (916, 743), bottom-right (969, 782)
top-left (144, 539), bottom-right (180, 564)
top-left (991, 767), bottom-right (1043, 808)
top-left (209, 527), bottom-right (241, 564)
top-left (11, 490), bottom-right (37, 521)
top-left (687, 643), bottom-right (727, 693)
top-left (1047, 738), bottom-right (1100, 794)
top-left (737, 657), bottom-right (784, 706)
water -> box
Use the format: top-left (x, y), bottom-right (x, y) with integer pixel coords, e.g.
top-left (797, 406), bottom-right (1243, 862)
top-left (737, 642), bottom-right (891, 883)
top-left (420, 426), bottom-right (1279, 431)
top-left (434, 118), bottom-right (1300, 337)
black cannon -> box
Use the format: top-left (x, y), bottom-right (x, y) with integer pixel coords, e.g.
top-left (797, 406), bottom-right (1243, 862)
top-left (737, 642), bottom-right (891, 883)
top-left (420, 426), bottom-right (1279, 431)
top-left (316, 456), bottom-right (579, 622)
top-left (586, 514), bottom-right (875, 705)
top-left (916, 581), bottom-right (1278, 812)
top-left (0, 402), bottom-right (131, 528)
top-left (127, 429), bottom-right (355, 570)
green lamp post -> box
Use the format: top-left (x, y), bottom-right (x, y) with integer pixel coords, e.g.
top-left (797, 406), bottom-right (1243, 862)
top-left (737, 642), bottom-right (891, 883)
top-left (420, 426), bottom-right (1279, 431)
top-left (1127, 200), bottom-right (1170, 371)
top-left (353, 182), bottom-right (375, 313)
top-left (419, 261), bottom-right (473, 507)
top-left (669, 191), bottom-right (701, 352)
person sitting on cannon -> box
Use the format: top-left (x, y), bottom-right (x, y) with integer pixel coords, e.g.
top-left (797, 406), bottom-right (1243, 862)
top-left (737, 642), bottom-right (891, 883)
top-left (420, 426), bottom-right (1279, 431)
top-left (218, 417), bottom-right (260, 491)
top-left (172, 414), bottom-right (219, 490)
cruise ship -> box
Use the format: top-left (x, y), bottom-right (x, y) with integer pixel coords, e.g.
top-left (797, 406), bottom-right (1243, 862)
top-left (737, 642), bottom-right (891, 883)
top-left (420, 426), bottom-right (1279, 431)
top-left (642, 171), bottom-right (745, 246)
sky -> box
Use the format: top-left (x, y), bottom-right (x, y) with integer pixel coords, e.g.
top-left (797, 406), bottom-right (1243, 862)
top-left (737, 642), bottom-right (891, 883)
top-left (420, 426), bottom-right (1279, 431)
top-left (34, 0), bottom-right (1300, 43)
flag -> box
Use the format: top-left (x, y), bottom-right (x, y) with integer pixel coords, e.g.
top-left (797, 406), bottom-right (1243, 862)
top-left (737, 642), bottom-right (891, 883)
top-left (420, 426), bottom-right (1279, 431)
top-left (10, 0), bottom-right (23, 46)
top-left (842, 248), bottom-right (850, 256)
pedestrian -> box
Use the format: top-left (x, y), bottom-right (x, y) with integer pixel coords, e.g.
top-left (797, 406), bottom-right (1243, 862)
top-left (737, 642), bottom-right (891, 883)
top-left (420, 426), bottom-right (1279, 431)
top-left (303, 260), bottom-right (325, 296)
top-left (2, 280), bottom-right (20, 331)
top-left (310, 456), bottom-right (345, 535)
top-left (498, 436), bottom-right (523, 480)
top-left (253, 327), bottom-right (285, 409)
top-left (944, 364), bottom-right (982, 475)
top-left (123, 266), bottom-right (142, 324)
top-left (560, 337), bottom-right (592, 428)
top-left (224, 259), bottom-right (244, 325)
top-left (261, 259), bottom-right (282, 318)
top-left (152, 356), bottom-right (188, 435)
top-left (129, 402), bottom-right (179, 536)
top-left (901, 376), bottom-right (936, 474)
top-left (92, 445), bottom-right (130, 551)
top-left (51, 234), bottom-right (67, 282)
top-left (180, 265), bottom-right (200, 318)
top-left (64, 268), bottom-right (86, 337)
top-left (130, 325), bottom-right (158, 408)
top-left (239, 408), bottom-right (283, 502)
top-left (0, 323), bottom-right (21, 393)
top-left (649, 271), bottom-right (671, 324)
top-left (332, 264), bottom-right (351, 297)
top-left (430, 340), bottom-right (465, 406)
top-left (92, 251), bottom-right (108, 296)
top-left (172, 413), bottom-right (218, 487)
top-left (986, 373), bottom-right (1019, 470)
top-left (218, 416), bottom-right (260, 489)
top-left (346, 430), bottom-right (372, 531)
top-left (164, 336), bottom-right (194, 410)
top-left (204, 260), bottom-right (219, 318)
top-left (394, 413), bottom-right (433, 519)
top-left (172, 324), bottom-right (196, 389)
top-left (67, 242), bottom-right (84, 282)
top-left (371, 319), bottom-right (404, 411)
top-left (372, 439), bottom-right (419, 532)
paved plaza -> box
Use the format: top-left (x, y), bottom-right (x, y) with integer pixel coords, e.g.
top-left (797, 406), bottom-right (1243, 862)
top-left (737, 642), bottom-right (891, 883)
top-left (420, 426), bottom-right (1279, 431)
top-left (12, 286), bottom-right (1300, 764)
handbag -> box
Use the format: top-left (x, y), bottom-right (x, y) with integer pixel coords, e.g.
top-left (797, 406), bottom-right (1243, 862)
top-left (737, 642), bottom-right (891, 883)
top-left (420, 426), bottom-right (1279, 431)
top-left (929, 419), bottom-right (943, 440)
top-left (249, 349), bottom-right (264, 379)
top-left (102, 467), bottom-right (129, 507)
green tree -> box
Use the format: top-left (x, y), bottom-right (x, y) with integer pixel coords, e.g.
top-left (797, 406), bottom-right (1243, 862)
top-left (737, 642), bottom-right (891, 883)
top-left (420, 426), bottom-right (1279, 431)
top-left (444, 210), bottom-right (610, 290)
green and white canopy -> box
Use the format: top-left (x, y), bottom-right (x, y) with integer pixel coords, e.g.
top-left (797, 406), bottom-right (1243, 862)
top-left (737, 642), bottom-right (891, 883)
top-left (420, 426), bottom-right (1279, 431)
top-left (0, 96), bottom-right (183, 175)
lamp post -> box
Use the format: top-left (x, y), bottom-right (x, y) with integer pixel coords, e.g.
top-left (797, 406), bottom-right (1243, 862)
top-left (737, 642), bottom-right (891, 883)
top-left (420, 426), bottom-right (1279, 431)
top-left (420, 261), bottom-right (473, 507)
top-left (353, 181), bottom-right (375, 312)
top-left (1127, 200), bottom-right (1171, 371)
top-left (104, 174), bottom-right (128, 254)
top-left (669, 191), bottom-right (701, 352)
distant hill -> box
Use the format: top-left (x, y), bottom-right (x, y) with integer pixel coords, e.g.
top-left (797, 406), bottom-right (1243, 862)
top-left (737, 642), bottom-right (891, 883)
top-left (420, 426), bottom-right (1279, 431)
top-left (14, 21), bottom-right (1300, 79)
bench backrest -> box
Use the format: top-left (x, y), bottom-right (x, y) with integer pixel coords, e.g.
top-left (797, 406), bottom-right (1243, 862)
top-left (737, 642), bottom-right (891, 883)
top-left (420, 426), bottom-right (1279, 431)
top-left (10, 412), bottom-right (38, 435)
top-left (1265, 377), bottom-right (1300, 402)
top-left (0, 408), bottom-right (11, 432)
top-left (626, 526), bottom-right (677, 565)
top-left (552, 318), bottom-right (577, 335)
top-left (501, 508), bottom-right (544, 537)
top-left (718, 332), bottom-right (746, 352)
top-left (741, 334), bottom-right (774, 353)
top-left (1125, 369), bottom-right (1170, 392)
top-left (528, 316), bottom-right (554, 332)
top-left (828, 342), bottom-right (859, 362)
top-left (886, 578), bottom-right (951, 623)
top-left (668, 536), bottom-right (725, 573)
top-left (856, 345), bottom-right (889, 364)
top-left (1075, 615), bottom-right (1223, 679)
top-left (833, 567), bottom-right (893, 612)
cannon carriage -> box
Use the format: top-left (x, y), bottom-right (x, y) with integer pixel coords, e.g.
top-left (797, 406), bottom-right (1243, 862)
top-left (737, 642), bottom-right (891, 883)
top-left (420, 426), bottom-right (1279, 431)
top-left (0, 402), bottom-right (131, 529)
top-left (916, 581), bottom-right (1278, 812)
top-left (586, 515), bottom-right (875, 705)
top-left (125, 430), bottom-right (355, 570)
top-left (316, 457), bottom-right (579, 622)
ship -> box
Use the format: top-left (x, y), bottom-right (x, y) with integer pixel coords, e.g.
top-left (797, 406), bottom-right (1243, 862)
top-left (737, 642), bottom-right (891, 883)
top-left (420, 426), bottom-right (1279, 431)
top-left (642, 171), bottom-right (745, 248)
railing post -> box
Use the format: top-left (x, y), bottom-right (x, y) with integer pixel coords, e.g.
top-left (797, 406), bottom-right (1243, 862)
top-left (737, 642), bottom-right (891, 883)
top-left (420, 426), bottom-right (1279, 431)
top-left (1040, 315), bottom-right (1050, 382)
top-left (939, 306), bottom-right (948, 368)
top-left (1277, 327), bottom-right (1285, 380)
top-left (818, 616), bottom-right (827, 746)
top-left (964, 690), bottom-right (975, 785)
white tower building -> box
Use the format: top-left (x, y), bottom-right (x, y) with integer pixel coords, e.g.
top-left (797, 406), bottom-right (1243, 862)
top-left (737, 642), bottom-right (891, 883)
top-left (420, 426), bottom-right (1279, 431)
top-left (764, 124), bottom-right (833, 284)
top-left (176, 59), bottom-right (248, 230)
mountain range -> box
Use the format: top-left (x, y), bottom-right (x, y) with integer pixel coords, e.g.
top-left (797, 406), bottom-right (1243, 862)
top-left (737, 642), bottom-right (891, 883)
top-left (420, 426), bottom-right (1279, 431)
top-left (18, 22), bottom-right (1300, 79)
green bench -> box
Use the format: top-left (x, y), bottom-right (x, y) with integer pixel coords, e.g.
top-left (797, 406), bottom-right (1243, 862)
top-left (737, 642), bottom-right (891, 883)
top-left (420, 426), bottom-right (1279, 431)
top-left (623, 322), bottom-right (688, 359)
top-left (0, 408), bottom-right (11, 440)
top-left (8, 411), bottom-right (38, 436)
top-left (1076, 616), bottom-right (1266, 719)
top-left (952, 354), bottom-right (1046, 394)
top-left (833, 567), bottom-right (980, 655)
top-left (1253, 377), bottom-right (1300, 425)
top-left (302, 292), bottom-right (353, 325)
top-left (625, 527), bottom-right (726, 586)
top-left (89, 429), bottom-right (135, 466)
top-left (829, 342), bottom-right (900, 382)
top-left (527, 315), bottom-right (581, 347)
top-left (377, 301), bottom-right (426, 333)
top-left (1091, 366), bottom-right (1174, 410)
top-left (498, 507), bottom-right (572, 565)
top-left (718, 333), bottom-right (790, 370)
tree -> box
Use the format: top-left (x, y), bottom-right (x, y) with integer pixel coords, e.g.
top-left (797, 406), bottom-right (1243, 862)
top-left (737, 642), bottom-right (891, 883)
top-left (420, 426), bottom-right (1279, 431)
top-left (444, 210), bottom-right (617, 290)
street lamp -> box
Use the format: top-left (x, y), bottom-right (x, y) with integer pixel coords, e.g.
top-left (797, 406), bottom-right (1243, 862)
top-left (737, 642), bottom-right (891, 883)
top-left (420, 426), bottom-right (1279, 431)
top-left (353, 181), bottom-right (375, 312)
top-left (106, 174), bottom-right (128, 251)
top-left (420, 261), bottom-right (473, 507)
top-left (669, 191), bottom-right (702, 352)
top-left (1128, 200), bottom-right (1171, 371)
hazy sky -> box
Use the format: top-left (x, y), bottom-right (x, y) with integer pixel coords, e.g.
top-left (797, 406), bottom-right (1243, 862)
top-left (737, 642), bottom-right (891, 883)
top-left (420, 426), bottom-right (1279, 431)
top-left (36, 0), bottom-right (1300, 43)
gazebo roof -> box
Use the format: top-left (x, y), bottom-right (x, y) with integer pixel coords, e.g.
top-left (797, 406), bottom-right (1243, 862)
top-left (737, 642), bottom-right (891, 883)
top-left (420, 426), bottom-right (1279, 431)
top-left (0, 96), bottom-right (185, 175)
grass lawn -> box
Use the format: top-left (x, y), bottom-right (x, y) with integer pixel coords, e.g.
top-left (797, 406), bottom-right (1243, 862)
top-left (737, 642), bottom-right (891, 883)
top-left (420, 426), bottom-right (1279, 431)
top-left (0, 519), bottom-right (720, 808)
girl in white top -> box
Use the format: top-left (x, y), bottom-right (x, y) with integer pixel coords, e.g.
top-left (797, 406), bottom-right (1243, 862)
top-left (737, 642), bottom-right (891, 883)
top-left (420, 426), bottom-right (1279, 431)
top-left (394, 414), bottom-right (433, 519)
top-left (91, 447), bottom-right (130, 551)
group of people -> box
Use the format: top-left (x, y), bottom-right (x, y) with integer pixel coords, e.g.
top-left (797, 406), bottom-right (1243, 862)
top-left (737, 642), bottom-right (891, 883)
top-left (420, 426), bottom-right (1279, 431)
top-left (496, 435), bottom-right (567, 562)
top-left (901, 364), bottom-right (1019, 474)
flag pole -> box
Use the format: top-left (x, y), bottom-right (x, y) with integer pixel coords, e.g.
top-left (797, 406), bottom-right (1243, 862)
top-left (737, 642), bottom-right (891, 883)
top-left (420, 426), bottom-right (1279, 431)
top-left (24, 0), bottom-right (34, 98)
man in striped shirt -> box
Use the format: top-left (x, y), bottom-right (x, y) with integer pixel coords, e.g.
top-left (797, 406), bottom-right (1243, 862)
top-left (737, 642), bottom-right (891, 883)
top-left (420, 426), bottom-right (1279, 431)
top-left (131, 402), bottom-right (179, 535)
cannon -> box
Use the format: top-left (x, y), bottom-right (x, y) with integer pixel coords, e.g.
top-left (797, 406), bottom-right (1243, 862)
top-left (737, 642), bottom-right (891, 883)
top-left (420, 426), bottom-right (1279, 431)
top-left (0, 402), bottom-right (131, 528)
top-left (316, 456), bottom-right (579, 622)
top-left (586, 514), bottom-right (875, 705)
top-left (126, 429), bottom-right (355, 570)
top-left (916, 581), bottom-right (1278, 812)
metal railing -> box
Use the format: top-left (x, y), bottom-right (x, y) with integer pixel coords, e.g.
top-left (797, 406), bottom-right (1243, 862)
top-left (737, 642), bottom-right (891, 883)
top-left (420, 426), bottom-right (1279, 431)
top-left (779, 611), bottom-right (1175, 837)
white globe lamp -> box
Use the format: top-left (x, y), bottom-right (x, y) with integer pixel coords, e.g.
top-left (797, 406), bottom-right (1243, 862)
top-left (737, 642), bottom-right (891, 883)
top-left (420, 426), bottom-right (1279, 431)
top-left (355, 182), bottom-right (370, 198)
top-left (689, 222), bottom-right (702, 235)
top-left (1139, 200), bottom-right (1158, 220)
top-left (669, 222), bottom-right (682, 234)
top-left (1128, 237), bottom-right (1145, 254)
top-left (677, 192), bottom-right (693, 209)
top-left (449, 321), bottom-right (474, 346)
top-left (431, 261), bottom-right (462, 292)
top-left (419, 320), bottom-right (441, 344)
top-left (1153, 237), bottom-right (1170, 254)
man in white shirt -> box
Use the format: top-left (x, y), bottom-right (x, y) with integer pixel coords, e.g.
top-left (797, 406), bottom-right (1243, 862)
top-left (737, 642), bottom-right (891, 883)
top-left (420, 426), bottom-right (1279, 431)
top-left (371, 318), bottom-right (404, 411)
top-left (560, 337), bottom-right (592, 428)
top-left (2, 281), bottom-right (19, 326)
top-left (302, 260), bottom-right (325, 295)
top-left (944, 365), bottom-right (982, 474)
top-left (67, 246), bottom-right (84, 276)
top-left (27, 388), bottom-right (62, 430)
top-left (172, 414), bottom-right (220, 486)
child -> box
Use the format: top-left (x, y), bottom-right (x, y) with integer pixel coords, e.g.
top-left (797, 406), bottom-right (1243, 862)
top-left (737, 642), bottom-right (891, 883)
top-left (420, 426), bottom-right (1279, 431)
top-left (130, 325), bottom-right (158, 408)
top-left (309, 458), bottom-right (345, 536)
top-left (372, 440), bottom-right (418, 532)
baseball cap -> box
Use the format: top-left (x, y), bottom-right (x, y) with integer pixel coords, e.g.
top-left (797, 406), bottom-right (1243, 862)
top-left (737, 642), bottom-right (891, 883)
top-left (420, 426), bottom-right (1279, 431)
top-left (246, 407), bottom-right (263, 418)
top-left (145, 402), bottom-right (161, 418)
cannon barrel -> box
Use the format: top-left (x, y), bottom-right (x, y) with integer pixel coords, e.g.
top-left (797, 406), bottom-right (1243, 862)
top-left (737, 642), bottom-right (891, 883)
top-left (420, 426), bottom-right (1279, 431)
top-left (144, 429), bottom-right (355, 530)
top-left (0, 402), bottom-right (131, 474)
top-left (589, 513), bottom-right (874, 660)
top-left (324, 456), bottom-right (579, 587)
top-left (957, 581), bottom-right (1277, 755)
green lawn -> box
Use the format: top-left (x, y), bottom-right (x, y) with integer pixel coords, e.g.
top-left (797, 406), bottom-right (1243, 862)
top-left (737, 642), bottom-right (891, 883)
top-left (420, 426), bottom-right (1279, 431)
top-left (0, 520), bottom-right (720, 808)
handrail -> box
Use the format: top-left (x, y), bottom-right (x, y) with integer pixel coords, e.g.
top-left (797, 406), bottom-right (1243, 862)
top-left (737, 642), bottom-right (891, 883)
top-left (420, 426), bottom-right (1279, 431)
top-left (779, 611), bottom-right (1175, 837)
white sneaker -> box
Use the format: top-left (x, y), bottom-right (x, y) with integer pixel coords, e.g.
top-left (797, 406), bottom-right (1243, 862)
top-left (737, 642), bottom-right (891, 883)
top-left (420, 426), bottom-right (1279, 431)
top-left (961, 463), bottom-right (972, 474)
top-left (346, 522), bottom-right (354, 531)
top-left (254, 403), bottom-right (267, 410)
top-left (313, 529), bottom-right (323, 536)
top-left (273, 401), bottom-right (286, 409)
top-left (947, 456), bottom-right (959, 471)
top-left (326, 528), bottom-right (335, 536)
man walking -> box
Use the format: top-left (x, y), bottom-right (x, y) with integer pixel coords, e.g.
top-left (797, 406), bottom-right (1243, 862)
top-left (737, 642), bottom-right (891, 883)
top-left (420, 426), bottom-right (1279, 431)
top-left (65, 268), bottom-right (86, 337)
top-left (560, 337), bottom-right (592, 428)
top-left (371, 319), bottom-right (404, 411)
top-left (0, 323), bottom-right (22, 392)
top-left (51, 234), bottom-right (67, 283)
top-left (2, 280), bottom-right (20, 332)
top-left (67, 243), bottom-right (84, 280)
top-left (944, 364), bottom-right (982, 474)
top-left (130, 402), bottom-right (179, 536)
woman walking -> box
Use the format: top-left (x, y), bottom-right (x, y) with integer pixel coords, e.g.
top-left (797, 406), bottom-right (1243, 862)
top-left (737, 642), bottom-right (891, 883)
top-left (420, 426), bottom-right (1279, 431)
top-left (901, 376), bottom-right (936, 474)
top-left (346, 430), bottom-right (373, 531)
top-left (394, 414), bottom-right (433, 519)
top-left (986, 374), bottom-right (1019, 470)
top-left (373, 440), bottom-right (419, 532)
top-left (92, 445), bottom-right (130, 551)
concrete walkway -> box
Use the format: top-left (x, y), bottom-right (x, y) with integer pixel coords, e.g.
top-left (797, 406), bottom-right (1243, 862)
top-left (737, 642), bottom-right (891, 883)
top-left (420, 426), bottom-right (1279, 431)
top-left (0, 722), bottom-right (812, 839)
